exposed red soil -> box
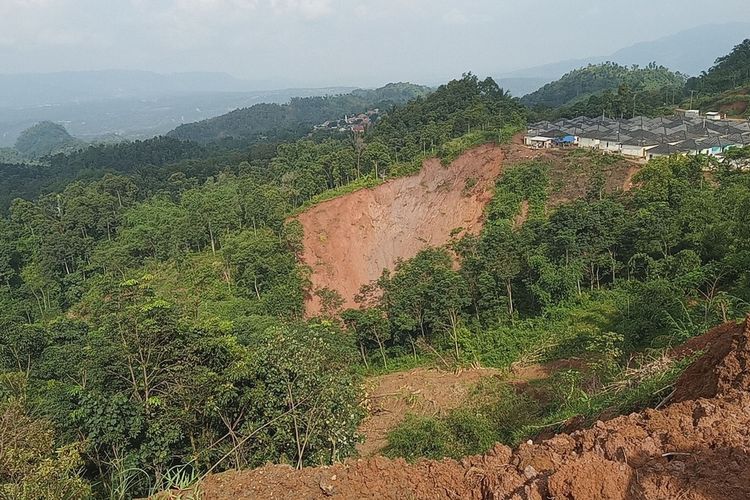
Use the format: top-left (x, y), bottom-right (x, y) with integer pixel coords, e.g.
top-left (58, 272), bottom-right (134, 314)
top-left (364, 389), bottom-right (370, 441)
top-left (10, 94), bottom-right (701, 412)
top-left (671, 319), bottom-right (748, 403)
top-left (298, 144), bottom-right (505, 316)
top-left (199, 317), bottom-right (750, 499)
top-left (669, 320), bottom-right (740, 361)
top-left (357, 367), bottom-right (500, 457)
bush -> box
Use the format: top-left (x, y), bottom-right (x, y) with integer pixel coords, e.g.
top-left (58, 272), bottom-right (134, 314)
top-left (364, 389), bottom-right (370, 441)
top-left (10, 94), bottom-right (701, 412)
top-left (384, 415), bottom-right (454, 460)
top-left (384, 380), bottom-right (543, 461)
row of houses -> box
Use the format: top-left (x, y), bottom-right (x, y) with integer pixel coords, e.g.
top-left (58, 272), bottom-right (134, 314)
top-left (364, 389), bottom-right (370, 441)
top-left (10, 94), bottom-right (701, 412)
top-left (525, 115), bottom-right (750, 160)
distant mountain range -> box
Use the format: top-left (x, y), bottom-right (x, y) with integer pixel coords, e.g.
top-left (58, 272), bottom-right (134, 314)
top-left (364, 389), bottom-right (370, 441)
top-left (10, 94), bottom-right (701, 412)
top-left (0, 70), bottom-right (356, 147)
top-left (496, 22), bottom-right (750, 97)
top-left (3, 23), bottom-right (747, 147)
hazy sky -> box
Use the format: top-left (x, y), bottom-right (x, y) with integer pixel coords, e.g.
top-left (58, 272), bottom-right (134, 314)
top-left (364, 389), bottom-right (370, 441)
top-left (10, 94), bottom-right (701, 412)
top-left (2, 0), bottom-right (750, 87)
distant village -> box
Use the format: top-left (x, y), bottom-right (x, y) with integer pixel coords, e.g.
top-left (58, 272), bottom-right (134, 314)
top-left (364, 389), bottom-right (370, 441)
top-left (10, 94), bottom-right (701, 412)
top-left (525, 110), bottom-right (750, 160)
top-left (313, 109), bottom-right (380, 134)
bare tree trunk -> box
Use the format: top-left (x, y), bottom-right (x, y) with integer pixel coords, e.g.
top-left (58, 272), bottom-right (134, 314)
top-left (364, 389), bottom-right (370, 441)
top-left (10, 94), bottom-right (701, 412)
top-left (449, 309), bottom-right (460, 360)
top-left (286, 381), bottom-right (303, 469)
top-left (506, 279), bottom-right (514, 317)
top-left (359, 342), bottom-right (369, 369)
top-left (373, 330), bottom-right (387, 369)
top-left (208, 220), bottom-right (216, 254)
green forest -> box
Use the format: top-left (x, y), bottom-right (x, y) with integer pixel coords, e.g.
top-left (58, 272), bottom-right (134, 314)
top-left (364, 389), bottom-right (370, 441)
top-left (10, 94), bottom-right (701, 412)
top-left (1, 38), bottom-right (749, 498)
top-left (521, 61), bottom-right (686, 109)
top-left (0, 75), bottom-right (528, 498)
top-left (527, 39), bottom-right (750, 120)
top-left (168, 82), bottom-right (431, 144)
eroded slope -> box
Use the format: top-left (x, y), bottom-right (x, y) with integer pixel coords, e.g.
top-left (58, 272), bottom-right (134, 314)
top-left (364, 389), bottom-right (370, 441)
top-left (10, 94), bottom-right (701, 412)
top-left (297, 141), bottom-right (638, 316)
top-left (298, 144), bottom-right (504, 315)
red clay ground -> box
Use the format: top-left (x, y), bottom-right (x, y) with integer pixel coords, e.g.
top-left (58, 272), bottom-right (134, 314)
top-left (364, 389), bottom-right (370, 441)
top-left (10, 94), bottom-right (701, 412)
top-left (199, 317), bottom-right (750, 499)
top-left (297, 139), bottom-right (638, 316)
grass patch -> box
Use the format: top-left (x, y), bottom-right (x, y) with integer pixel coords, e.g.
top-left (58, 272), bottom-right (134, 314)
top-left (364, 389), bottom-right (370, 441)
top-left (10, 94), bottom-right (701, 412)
top-left (439, 126), bottom-right (520, 165)
top-left (357, 352), bottom-right (437, 378)
top-left (291, 175), bottom-right (383, 215)
top-left (383, 348), bottom-right (692, 460)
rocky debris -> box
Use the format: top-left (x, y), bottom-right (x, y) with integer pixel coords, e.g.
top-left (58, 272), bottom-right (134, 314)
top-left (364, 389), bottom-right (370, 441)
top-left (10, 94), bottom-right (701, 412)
top-left (671, 318), bottom-right (748, 402)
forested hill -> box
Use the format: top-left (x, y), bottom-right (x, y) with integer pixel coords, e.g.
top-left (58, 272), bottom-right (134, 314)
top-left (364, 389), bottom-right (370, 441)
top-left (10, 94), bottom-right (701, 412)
top-left (687, 39), bottom-right (750, 94)
top-left (2, 65), bottom-right (750, 499)
top-left (168, 82), bottom-right (431, 144)
top-left (14, 121), bottom-right (84, 158)
top-left (529, 39), bottom-right (750, 120)
top-left (685, 39), bottom-right (750, 116)
top-left (0, 74), bottom-right (528, 497)
top-left (521, 62), bottom-right (686, 108)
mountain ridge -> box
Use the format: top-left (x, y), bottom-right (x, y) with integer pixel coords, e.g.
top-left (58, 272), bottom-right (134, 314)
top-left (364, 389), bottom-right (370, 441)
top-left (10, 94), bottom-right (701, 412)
top-left (496, 22), bottom-right (750, 97)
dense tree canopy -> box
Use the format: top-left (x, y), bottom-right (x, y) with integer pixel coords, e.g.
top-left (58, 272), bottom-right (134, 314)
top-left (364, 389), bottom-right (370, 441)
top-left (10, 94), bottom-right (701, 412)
top-left (687, 39), bottom-right (750, 94)
top-left (521, 62), bottom-right (686, 109)
top-left (169, 83), bottom-right (431, 143)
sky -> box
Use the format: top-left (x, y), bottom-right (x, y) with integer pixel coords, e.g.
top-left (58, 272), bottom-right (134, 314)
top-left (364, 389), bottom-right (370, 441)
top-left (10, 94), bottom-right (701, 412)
top-left (2, 0), bottom-right (750, 87)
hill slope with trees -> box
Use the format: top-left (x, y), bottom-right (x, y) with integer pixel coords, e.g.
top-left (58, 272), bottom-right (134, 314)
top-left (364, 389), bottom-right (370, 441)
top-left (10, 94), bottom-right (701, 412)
top-left (168, 83), bottom-right (432, 144)
top-left (14, 121), bottom-right (84, 158)
top-left (687, 38), bottom-right (750, 117)
top-left (527, 39), bottom-right (750, 120)
top-left (520, 62), bottom-right (686, 108)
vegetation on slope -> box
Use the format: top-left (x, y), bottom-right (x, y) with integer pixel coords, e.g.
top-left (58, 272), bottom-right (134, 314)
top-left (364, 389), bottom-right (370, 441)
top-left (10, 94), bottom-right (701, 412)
top-left (521, 62), bottom-right (686, 109)
top-left (527, 39), bottom-right (750, 120)
top-left (686, 39), bottom-right (750, 117)
top-left (340, 151), bottom-right (750, 460)
top-left (0, 74), bottom-right (526, 497)
top-left (687, 39), bottom-right (750, 94)
top-left (14, 121), bottom-right (84, 159)
top-left (1, 54), bottom-right (750, 495)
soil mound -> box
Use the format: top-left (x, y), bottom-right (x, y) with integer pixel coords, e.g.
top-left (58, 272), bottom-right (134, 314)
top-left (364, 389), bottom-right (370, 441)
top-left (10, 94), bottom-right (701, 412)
top-left (200, 318), bottom-right (750, 499)
top-left (672, 317), bottom-right (750, 402)
top-left (297, 144), bottom-right (504, 316)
